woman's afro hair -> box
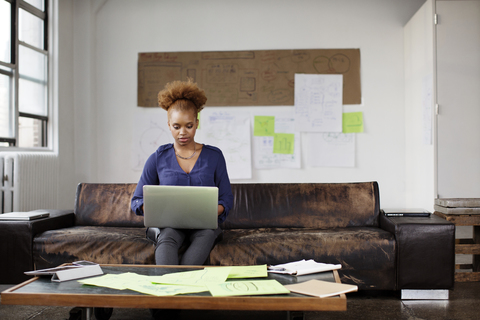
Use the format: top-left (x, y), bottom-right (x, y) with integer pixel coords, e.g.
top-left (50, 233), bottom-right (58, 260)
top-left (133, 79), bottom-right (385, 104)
top-left (157, 78), bottom-right (207, 112)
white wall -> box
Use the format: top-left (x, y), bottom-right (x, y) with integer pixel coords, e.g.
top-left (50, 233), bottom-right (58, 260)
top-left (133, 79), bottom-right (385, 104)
top-left (404, 0), bottom-right (435, 212)
top-left (55, 0), bottom-right (77, 209)
top-left (64, 0), bottom-right (429, 209)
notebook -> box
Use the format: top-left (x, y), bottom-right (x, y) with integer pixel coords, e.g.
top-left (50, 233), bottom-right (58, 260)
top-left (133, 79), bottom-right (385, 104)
top-left (0, 211), bottom-right (50, 221)
top-left (143, 185), bottom-right (218, 229)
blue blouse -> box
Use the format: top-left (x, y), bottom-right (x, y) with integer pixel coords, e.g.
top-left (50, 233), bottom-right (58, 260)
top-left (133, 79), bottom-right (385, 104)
top-left (131, 143), bottom-right (234, 224)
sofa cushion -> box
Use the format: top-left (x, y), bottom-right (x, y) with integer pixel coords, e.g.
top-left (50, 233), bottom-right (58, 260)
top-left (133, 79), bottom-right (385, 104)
top-left (209, 226), bottom-right (395, 290)
top-left (223, 182), bottom-right (380, 229)
top-left (33, 226), bottom-right (154, 269)
top-left (75, 183), bottom-right (144, 227)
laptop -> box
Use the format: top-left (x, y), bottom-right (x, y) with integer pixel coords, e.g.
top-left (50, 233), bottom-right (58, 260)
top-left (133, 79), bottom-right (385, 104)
top-left (143, 185), bottom-right (218, 229)
top-left (0, 210), bottom-right (50, 221)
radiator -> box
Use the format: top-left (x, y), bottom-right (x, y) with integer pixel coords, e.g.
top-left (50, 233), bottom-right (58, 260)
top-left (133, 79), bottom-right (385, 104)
top-left (0, 153), bottom-right (58, 213)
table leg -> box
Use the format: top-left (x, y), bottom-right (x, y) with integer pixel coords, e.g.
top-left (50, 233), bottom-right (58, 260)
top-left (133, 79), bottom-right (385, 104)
top-left (68, 307), bottom-right (93, 320)
top-left (287, 311), bottom-right (305, 320)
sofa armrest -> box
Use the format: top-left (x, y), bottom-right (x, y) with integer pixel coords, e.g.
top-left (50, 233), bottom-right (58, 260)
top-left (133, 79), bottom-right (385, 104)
top-left (0, 209), bottom-right (74, 284)
top-left (379, 211), bottom-right (455, 290)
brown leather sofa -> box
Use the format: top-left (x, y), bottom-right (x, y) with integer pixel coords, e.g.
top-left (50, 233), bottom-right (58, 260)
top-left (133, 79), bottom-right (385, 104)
top-left (3, 182), bottom-right (454, 292)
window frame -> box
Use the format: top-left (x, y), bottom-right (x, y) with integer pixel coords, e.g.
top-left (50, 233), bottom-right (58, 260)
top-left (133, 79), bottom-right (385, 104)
top-left (0, 0), bottom-right (50, 150)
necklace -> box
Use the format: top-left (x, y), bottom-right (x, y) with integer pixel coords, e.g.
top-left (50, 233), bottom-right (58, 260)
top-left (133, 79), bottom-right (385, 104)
top-left (175, 143), bottom-right (196, 160)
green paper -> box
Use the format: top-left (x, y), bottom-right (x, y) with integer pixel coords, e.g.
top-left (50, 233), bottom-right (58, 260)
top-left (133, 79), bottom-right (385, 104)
top-left (227, 265), bottom-right (268, 279)
top-left (79, 272), bottom-right (208, 296)
top-left (127, 282), bottom-right (208, 296)
top-left (254, 116), bottom-right (275, 136)
top-left (79, 272), bottom-right (148, 290)
top-left (207, 280), bottom-right (290, 297)
top-left (273, 133), bottom-right (295, 154)
top-left (151, 267), bottom-right (232, 286)
top-left (343, 112), bottom-right (364, 133)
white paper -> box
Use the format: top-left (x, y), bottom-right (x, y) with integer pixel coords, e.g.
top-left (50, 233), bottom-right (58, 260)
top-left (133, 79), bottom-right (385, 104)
top-left (294, 74), bottom-right (343, 132)
top-left (195, 109), bottom-right (252, 180)
top-left (132, 110), bottom-right (171, 171)
top-left (253, 110), bottom-right (301, 169)
top-left (307, 133), bottom-right (355, 167)
top-left (268, 259), bottom-right (342, 276)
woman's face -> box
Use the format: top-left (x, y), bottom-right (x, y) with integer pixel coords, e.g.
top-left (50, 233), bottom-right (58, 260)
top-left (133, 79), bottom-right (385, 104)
top-left (168, 108), bottom-right (198, 146)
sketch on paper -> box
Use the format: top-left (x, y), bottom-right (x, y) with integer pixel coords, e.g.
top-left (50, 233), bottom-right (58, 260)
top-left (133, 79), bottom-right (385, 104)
top-left (138, 49), bottom-right (361, 107)
top-left (132, 111), bottom-right (170, 171)
top-left (253, 110), bottom-right (301, 169)
top-left (195, 109), bottom-right (252, 180)
top-left (294, 74), bottom-right (343, 132)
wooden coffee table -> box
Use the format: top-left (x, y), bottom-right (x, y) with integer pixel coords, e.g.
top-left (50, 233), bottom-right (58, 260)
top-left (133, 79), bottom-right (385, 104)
top-left (1, 264), bottom-right (347, 320)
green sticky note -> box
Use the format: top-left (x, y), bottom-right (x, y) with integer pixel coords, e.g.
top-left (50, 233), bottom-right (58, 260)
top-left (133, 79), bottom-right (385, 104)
top-left (343, 112), bottom-right (364, 133)
top-left (273, 133), bottom-right (295, 154)
top-left (254, 116), bottom-right (275, 136)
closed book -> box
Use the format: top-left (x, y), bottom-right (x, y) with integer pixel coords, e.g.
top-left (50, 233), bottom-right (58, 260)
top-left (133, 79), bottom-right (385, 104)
top-left (0, 211), bottom-right (49, 221)
top-left (285, 279), bottom-right (357, 298)
top-left (383, 208), bottom-right (430, 217)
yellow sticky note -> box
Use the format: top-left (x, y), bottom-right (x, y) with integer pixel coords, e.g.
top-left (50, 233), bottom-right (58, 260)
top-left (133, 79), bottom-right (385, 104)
top-left (197, 112), bottom-right (201, 130)
top-left (343, 112), bottom-right (364, 133)
top-left (273, 133), bottom-right (295, 154)
top-left (254, 116), bottom-right (275, 136)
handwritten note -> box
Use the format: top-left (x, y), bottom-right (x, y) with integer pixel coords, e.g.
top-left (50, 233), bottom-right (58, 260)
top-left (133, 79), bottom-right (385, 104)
top-left (207, 280), bottom-right (290, 297)
top-left (273, 133), bottom-right (295, 154)
top-left (79, 272), bottom-right (208, 296)
top-left (151, 267), bottom-right (232, 286)
top-left (132, 110), bottom-right (171, 171)
top-left (253, 109), bottom-right (301, 169)
top-left (342, 112), bottom-right (364, 133)
top-left (195, 109), bottom-right (252, 180)
top-left (294, 74), bottom-right (343, 132)
top-left (254, 116), bottom-right (275, 136)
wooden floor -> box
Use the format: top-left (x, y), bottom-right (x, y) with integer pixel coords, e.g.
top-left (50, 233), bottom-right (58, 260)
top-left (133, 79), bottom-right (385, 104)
top-left (0, 282), bottom-right (479, 320)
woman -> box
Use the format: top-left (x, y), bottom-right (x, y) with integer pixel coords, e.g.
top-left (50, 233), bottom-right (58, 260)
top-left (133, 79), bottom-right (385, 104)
top-left (131, 79), bottom-right (234, 266)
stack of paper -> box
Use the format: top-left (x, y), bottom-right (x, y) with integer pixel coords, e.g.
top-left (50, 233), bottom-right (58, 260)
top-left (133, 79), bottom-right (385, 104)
top-left (267, 259), bottom-right (341, 275)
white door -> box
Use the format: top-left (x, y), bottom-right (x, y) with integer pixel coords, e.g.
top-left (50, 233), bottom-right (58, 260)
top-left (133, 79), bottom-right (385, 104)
top-left (436, 0), bottom-right (480, 198)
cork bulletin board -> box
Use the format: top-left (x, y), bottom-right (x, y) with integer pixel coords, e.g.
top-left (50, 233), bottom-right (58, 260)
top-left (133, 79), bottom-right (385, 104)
top-left (138, 48), bottom-right (361, 107)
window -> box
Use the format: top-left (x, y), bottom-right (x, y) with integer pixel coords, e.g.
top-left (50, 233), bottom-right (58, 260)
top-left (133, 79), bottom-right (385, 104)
top-left (0, 0), bottom-right (49, 148)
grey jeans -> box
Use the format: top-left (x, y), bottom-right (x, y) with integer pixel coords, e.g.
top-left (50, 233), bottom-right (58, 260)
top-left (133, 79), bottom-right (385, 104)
top-left (146, 227), bottom-right (222, 265)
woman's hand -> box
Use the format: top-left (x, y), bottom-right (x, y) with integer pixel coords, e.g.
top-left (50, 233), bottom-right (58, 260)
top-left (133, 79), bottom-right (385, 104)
top-left (217, 204), bottom-right (225, 216)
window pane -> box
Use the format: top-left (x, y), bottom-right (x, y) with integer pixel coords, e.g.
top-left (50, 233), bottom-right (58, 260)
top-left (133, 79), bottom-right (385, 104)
top-left (19, 78), bottom-right (47, 116)
top-left (0, 1), bottom-right (11, 63)
top-left (18, 116), bottom-right (44, 148)
top-left (19, 8), bottom-right (44, 49)
top-left (19, 45), bottom-right (47, 115)
top-left (0, 72), bottom-right (13, 138)
top-left (24, 0), bottom-right (45, 12)
top-left (19, 45), bottom-right (47, 80)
